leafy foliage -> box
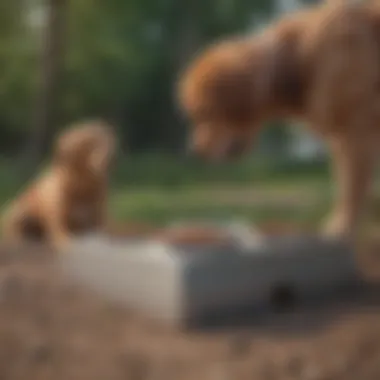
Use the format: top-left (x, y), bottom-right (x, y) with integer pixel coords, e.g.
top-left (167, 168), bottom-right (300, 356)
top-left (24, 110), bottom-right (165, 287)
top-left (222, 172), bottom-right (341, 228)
top-left (0, 0), bottom-right (316, 157)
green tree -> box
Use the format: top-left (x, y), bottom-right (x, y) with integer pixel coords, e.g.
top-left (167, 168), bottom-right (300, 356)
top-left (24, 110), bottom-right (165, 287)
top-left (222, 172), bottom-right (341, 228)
top-left (0, 0), bottom-right (282, 156)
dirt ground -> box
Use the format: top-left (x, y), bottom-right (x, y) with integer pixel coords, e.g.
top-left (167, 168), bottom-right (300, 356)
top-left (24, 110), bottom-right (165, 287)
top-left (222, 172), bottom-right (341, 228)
top-left (2, 226), bottom-right (380, 380)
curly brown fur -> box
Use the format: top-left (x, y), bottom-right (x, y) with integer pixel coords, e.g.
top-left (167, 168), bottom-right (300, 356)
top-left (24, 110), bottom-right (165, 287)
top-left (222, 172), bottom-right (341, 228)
top-left (2, 119), bottom-right (116, 251)
top-left (178, 1), bottom-right (380, 240)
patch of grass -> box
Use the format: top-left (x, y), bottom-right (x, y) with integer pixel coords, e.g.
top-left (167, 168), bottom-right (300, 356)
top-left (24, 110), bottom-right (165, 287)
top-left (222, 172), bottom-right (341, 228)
top-left (111, 153), bottom-right (330, 189)
top-left (110, 201), bottom-right (329, 226)
top-left (110, 181), bottom-right (332, 226)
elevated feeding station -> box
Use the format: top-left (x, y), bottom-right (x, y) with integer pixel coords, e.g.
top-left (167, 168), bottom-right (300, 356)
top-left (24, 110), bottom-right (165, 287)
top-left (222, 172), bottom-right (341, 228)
top-left (59, 221), bottom-right (360, 328)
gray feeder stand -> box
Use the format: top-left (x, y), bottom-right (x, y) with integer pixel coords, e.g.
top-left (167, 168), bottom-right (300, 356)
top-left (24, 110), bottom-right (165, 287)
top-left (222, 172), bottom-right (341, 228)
top-left (59, 229), bottom-right (360, 328)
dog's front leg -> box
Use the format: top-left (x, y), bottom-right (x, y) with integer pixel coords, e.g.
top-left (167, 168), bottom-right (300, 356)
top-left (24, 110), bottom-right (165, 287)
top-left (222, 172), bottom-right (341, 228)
top-left (322, 134), bottom-right (376, 241)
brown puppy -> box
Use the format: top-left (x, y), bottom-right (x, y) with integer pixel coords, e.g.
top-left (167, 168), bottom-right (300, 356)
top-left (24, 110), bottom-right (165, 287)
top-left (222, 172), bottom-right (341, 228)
top-left (2, 119), bottom-right (116, 250)
top-left (178, 1), bottom-right (380, 240)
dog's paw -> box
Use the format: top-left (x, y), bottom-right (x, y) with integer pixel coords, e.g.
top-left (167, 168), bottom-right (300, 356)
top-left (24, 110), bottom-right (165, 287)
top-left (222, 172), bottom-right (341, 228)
top-left (320, 213), bottom-right (355, 242)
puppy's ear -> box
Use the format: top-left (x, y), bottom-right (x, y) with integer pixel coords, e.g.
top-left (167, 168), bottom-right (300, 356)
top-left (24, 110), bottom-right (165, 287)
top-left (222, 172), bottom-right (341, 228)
top-left (87, 132), bottom-right (116, 174)
top-left (53, 135), bottom-right (75, 166)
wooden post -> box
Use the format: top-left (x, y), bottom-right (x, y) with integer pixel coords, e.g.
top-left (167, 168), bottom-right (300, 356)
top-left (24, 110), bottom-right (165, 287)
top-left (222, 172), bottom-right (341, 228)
top-left (24, 0), bottom-right (67, 172)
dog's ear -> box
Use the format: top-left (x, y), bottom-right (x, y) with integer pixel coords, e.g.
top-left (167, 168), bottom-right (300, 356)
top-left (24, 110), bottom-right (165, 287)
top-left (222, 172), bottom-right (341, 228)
top-left (178, 41), bottom-right (259, 126)
top-left (256, 20), bottom-right (304, 111)
top-left (206, 62), bottom-right (255, 124)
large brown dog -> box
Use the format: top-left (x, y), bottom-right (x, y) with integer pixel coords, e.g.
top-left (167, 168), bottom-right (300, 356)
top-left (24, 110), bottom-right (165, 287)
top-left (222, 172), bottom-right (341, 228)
top-left (2, 120), bottom-right (116, 250)
top-left (178, 1), bottom-right (380, 240)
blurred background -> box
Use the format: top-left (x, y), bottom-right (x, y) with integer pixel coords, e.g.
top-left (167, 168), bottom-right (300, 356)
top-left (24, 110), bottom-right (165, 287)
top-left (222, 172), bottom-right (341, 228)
top-left (3, 4), bottom-right (380, 380)
top-left (0, 0), bottom-right (360, 228)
